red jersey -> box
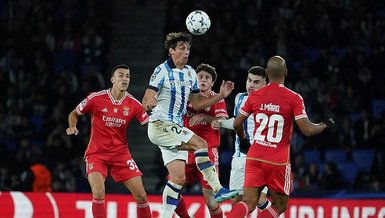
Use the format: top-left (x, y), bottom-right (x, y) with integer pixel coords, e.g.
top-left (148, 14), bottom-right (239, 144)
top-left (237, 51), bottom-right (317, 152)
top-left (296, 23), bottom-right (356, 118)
top-left (183, 91), bottom-right (228, 148)
top-left (76, 89), bottom-right (149, 157)
top-left (240, 83), bottom-right (307, 165)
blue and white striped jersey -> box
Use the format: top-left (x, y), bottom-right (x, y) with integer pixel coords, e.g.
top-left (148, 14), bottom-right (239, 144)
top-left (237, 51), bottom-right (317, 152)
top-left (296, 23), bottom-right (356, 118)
top-left (233, 92), bottom-right (255, 157)
top-left (148, 58), bottom-right (199, 126)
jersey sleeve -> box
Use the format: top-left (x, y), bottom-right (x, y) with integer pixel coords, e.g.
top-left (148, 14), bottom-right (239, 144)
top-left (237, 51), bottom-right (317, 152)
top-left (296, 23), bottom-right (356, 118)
top-left (132, 97), bottom-right (150, 125)
top-left (293, 93), bottom-right (308, 120)
top-left (75, 94), bottom-right (95, 115)
top-left (239, 95), bottom-right (253, 117)
top-left (148, 66), bottom-right (166, 91)
top-left (132, 98), bottom-right (150, 125)
top-left (214, 99), bottom-right (228, 118)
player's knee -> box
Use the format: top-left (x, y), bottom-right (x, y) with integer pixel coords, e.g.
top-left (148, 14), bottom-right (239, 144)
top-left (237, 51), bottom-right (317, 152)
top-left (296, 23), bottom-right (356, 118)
top-left (134, 192), bottom-right (148, 203)
top-left (91, 187), bottom-right (105, 199)
top-left (196, 137), bottom-right (208, 149)
top-left (170, 175), bottom-right (186, 185)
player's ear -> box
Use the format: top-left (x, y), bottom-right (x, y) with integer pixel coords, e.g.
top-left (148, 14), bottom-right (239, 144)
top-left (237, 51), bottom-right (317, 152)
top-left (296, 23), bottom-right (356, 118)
top-left (111, 76), bottom-right (114, 84)
top-left (169, 47), bottom-right (174, 55)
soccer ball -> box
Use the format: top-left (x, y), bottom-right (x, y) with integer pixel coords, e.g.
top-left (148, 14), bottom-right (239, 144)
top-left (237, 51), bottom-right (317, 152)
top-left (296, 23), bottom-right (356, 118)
top-left (185, 10), bottom-right (211, 35)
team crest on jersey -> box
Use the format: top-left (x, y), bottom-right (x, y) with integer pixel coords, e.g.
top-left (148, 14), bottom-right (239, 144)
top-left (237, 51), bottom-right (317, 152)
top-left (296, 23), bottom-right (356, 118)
top-left (123, 106), bottom-right (130, 116)
top-left (114, 108), bottom-right (118, 113)
top-left (187, 71), bottom-right (191, 77)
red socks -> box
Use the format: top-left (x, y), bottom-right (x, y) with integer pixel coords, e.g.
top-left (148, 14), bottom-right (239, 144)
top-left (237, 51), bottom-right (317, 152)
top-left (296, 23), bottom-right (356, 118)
top-left (227, 202), bottom-right (248, 218)
top-left (258, 206), bottom-right (279, 218)
top-left (92, 198), bottom-right (106, 218)
top-left (175, 195), bottom-right (190, 218)
top-left (137, 201), bottom-right (152, 218)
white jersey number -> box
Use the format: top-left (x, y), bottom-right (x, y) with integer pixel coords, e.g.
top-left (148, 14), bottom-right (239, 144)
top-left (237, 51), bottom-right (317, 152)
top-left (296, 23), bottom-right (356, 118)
top-left (254, 113), bottom-right (284, 143)
top-left (127, 159), bottom-right (139, 171)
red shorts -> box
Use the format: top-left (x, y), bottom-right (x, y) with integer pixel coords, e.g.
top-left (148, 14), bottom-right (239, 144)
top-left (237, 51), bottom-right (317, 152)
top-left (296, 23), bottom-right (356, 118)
top-left (85, 151), bottom-right (142, 183)
top-left (167, 147), bottom-right (219, 189)
top-left (244, 159), bottom-right (292, 195)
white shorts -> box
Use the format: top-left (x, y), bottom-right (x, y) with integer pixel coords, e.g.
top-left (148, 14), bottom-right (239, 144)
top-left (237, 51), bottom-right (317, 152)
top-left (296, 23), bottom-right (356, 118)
top-left (229, 156), bottom-right (268, 195)
top-left (229, 156), bottom-right (246, 194)
top-left (148, 121), bottom-right (194, 166)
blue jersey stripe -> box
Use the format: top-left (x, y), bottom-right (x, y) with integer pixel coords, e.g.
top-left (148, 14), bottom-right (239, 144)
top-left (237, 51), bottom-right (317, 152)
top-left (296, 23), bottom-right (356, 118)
top-left (165, 63), bottom-right (176, 122)
top-left (234, 93), bottom-right (246, 116)
top-left (177, 72), bottom-right (186, 123)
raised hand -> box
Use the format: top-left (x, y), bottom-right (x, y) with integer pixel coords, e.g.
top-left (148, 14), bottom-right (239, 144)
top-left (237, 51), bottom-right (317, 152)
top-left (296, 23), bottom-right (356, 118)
top-left (219, 80), bottom-right (235, 98)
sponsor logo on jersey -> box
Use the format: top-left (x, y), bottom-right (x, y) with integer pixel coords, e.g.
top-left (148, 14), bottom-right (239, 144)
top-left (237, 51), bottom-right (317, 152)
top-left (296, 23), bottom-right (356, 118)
top-left (256, 140), bottom-right (277, 148)
top-left (102, 115), bottom-right (127, 127)
top-left (170, 80), bottom-right (191, 87)
top-left (102, 108), bottom-right (108, 112)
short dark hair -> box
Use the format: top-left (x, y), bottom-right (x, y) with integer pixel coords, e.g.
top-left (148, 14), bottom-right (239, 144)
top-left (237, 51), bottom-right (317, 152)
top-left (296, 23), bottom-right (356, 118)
top-left (165, 32), bottom-right (192, 50)
top-left (196, 63), bottom-right (217, 82)
top-left (111, 64), bottom-right (129, 77)
top-left (248, 66), bottom-right (266, 79)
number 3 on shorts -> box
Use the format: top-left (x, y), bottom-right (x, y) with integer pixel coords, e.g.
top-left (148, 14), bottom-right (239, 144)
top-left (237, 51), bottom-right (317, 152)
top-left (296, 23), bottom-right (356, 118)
top-left (127, 159), bottom-right (138, 170)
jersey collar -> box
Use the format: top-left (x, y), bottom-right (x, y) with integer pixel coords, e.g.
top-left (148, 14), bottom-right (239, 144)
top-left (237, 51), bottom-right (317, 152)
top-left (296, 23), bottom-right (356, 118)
top-left (107, 88), bottom-right (126, 105)
top-left (166, 58), bottom-right (188, 70)
top-left (166, 58), bottom-right (177, 69)
top-left (267, 83), bottom-right (285, 87)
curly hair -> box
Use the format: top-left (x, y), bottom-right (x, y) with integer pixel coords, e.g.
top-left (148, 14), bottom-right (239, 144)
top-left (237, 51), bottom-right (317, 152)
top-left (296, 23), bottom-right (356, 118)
top-left (164, 32), bottom-right (192, 50)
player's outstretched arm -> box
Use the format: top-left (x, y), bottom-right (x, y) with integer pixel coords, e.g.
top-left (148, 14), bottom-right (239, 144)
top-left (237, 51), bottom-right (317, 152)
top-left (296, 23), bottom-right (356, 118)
top-left (142, 88), bottom-right (158, 112)
top-left (295, 114), bottom-right (334, 136)
top-left (216, 117), bottom-right (235, 130)
top-left (189, 81), bottom-right (234, 111)
top-left (66, 109), bottom-right (80, 135)
top-left (189, 114), bottom-right (217, 126)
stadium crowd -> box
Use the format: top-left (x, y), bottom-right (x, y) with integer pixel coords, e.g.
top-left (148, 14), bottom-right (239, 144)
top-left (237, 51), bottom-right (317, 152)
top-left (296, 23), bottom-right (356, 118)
top-left (0, 0), bottom-right (384, 195)
top-left (0, 0), bottom-right (112, 192)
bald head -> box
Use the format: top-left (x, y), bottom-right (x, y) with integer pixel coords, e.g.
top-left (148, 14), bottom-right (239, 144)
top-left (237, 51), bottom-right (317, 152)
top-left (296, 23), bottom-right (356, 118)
top-left (266, 55), bottom-right (287, 82)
